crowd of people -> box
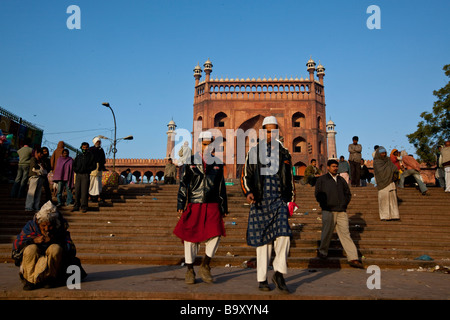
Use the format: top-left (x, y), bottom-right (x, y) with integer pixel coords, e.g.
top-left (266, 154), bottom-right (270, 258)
top-left (175, 117), bottom-right (364, 293)
top-left (302, 138), bottom-right (450, 222)
top-left (10, 137), bottom-right (107, 213)
top-left (175, 125), bottom-right (450, 293)
top-left (9, 137), bottom-right (107, 290)
top-left (372, 142), bottom-right (450, 221)
top-left (7, 124), bottom-right (449, 293)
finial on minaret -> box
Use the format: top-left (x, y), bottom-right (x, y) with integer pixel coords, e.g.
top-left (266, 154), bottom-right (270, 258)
top-left (204, 58), bottom-right (213, 71)
top-left (306, 56), bottom-right (316, 81)
top-left (316, 60), bottom-right (325, 84)
top-left (203, 58), bottom-right (213, 83)
top-left (167, 119), bottom-right (177, 132)
top-left (194, 62), bottom-right (202, 84)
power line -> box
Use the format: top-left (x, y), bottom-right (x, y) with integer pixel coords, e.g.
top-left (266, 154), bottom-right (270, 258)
top-left (44, 127), bottom-right (114, 135)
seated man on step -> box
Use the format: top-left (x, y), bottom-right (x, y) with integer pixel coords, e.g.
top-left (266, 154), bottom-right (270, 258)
top-left (12, 201), bottom-right (86, 290)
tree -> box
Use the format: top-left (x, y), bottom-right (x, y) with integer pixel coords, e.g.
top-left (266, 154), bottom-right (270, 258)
top-left (407, 64), bottom-right (450, 164)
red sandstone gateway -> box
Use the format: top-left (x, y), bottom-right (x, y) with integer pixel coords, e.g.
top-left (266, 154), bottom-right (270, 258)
top-left (105, 58), bottom-right (334, 182)
top-left (193, 58), bottom-right (328, 179)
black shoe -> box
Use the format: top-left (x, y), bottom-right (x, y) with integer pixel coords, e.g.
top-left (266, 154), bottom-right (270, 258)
top-left (43, 278), bottom-right (59, 289)
top-left (349, 260), bottom-right (365, 269)
top-left (272, 271), bottom-right (290, 293)
top-left (23, 281), bottom-right (37, 291)
top-left (71, 207), bottom-right (79, 212)
top-left (258, 280), bottom-right (271, 291)
top-left (317, 250), bottom-right (327, 259)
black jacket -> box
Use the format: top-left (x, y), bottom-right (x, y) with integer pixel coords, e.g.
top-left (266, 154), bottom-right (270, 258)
top-left (73, 151), bottom-right (96, 174)
top-left (240, 140), bottom-right (295, 203)
top-left (177, 154), bottom-right (228, 215)
top-left (315, 173), bottom-right (351, 212)
top-left (89, 146), bottom-right (107, 171)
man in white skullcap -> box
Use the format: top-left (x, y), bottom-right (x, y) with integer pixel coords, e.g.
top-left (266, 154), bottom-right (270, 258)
top-left (174, 130), bottom-right (228, 284)
top-left (89, 137), bottom-right (107, 203)
top-left (241, 116), bottom-right (295, 293)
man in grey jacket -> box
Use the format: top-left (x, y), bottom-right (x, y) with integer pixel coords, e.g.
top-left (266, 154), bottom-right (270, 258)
top-left (315, 159), bottom-right (363, 268)
top-left (442, 140), bottom-right (450, 193)
top-left (11, 138), bottom-right (33, 198)
top-left (348, 136), bottom-right (362, 187)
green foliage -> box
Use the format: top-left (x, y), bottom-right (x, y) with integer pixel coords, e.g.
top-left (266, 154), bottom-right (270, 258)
top-left (407, 64), bottom-right (450, 164)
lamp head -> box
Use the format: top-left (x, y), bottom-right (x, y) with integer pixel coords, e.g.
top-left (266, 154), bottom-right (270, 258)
top-left (102, 102), bottom-right (110, 107)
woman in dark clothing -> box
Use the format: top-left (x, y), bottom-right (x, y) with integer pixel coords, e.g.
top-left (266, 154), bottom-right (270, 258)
top-left (360, 159), bottom-right (371, 186)
top-left (53, 149), bottom-right (74, 207)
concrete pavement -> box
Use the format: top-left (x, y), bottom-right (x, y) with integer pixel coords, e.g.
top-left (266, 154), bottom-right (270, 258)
top-left (1, 262), bottom-right (449, 300)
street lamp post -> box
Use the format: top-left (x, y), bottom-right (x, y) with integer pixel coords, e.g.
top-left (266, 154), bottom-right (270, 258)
top-left (98, 135), bottom-right (134, 152)
top-left (102, 102), bottom-right (117, 172)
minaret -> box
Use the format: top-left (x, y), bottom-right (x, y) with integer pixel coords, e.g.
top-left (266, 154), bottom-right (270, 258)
top-left (203, 58), bottom-right (213, 82)
top-left (203, 58), bottom-right (213, 94)
top-left (316, 61), bottom-right (325, 85)
top-left (306, 56), bottom-right (316, 81)
top-left (193, 63), bottom-right (202, 97)
top-left (166, 119), bottom-right (177, 159)
top-left (326, 119), bottom-right (337, 160)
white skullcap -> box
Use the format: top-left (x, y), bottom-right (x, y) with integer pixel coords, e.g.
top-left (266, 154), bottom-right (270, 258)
top-left (262, 116), bottom-right (278, 127)
top-left (198, 131), bottom-right (213, 141)
top-left (93, 136), bottom-right (101, 144)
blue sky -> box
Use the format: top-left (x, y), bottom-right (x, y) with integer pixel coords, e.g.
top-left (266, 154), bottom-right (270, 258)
top-left (1, 0), bottom-right (449, 161)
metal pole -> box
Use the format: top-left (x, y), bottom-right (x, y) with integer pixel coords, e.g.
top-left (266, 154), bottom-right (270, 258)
top-left (107, 105), bottom-right (117, 173)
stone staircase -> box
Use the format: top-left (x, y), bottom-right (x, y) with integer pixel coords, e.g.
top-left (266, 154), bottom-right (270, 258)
top-left (1, 182), bottom-right (449, 270)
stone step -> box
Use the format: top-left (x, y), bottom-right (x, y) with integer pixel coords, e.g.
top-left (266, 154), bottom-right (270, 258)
top-left (1, 182), bottom-right (449, 271)
top-left (2, 242), bottom-right (447, 260)
top-left (3, 234), bottom-right (448, 252)
top-left (0, 250), bottom-right (444, 270)
top-left (3, 226), bottom-right (449, 243)
top-left (2, 212), bottom-right (450, 226)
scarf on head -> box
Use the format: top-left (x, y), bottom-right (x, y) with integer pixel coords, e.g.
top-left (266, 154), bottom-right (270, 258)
top-left (50, 141), bottom-right (65, 170)
top-left (52, 156), bottom-right (74, 188)
top-left (373, 146), bottom-right (398, 190)
top-left (390, 149), bottom-right (401, 170)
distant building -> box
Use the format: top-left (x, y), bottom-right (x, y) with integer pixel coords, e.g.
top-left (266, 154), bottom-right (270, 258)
top-left (326, 119), bottom-right (337, 160)
top-left (0, 106), bottom-right (43, 148)
top-left (166, 119), bottom-right (176, 159)
top-left (192, 58), bottom-right (328, 178)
